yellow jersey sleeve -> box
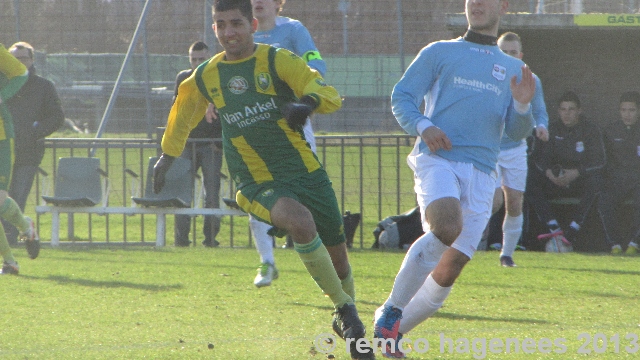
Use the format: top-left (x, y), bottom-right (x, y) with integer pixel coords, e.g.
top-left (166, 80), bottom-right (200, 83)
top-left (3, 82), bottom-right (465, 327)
top-left (273, 48), bottom-right (342, 114)
top-left (161, 74), bottom-right (210, 157)
top-left (0, 44), bottom-right (28, 79)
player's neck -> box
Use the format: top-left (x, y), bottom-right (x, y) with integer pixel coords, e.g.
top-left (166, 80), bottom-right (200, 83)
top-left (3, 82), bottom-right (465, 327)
top-left (463, 30), bottom-right (497, 46)
top-left (256, 16), bottom-right (276, 32)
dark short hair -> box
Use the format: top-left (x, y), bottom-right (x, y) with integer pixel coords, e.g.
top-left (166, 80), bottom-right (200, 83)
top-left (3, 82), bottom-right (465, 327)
top-left (189, 41), bottom-right (209, 52)
top-left (214, 0), bottom-right (253, 22)
top-left (620, 91), bottom-right (640, 106)
top-left (558, 91), bottom-right (581, 108)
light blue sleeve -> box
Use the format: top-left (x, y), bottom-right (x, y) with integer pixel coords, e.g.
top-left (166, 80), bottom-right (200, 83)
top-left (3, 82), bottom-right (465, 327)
top-left (391, 45), bottom-right (439, 136)
top-left (532, 75), bottom-right (549, 128)
top-left (504, 100), bottom-right (535, 141)
top-left (291, 22), bottom-right (327, 77)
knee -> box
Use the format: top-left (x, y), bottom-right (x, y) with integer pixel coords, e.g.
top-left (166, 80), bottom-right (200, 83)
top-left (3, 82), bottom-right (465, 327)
top-left (431, 221), bottom-right (462, 246)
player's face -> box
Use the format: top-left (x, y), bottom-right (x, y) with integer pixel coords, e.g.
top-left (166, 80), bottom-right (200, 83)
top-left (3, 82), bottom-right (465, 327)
top-left (558, 101), bottom-right (581, 128)
top-left (189, 49), bottom-right (209, 70)
top-left (252, 0), bottom-right (279, 20)
top-left (498, 40), bottom-right (523, 59)
top-left (466, 0), bottom-right (508, 36)
top-left (213, 9), bottom-right (258, 61)
top-left (9, 48), bottom-right (34, 69)
top-left (620, 101), bottom-right (639, 126)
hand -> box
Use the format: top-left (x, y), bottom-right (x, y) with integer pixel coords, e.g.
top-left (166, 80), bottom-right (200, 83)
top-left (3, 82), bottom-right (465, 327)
top-left (556, 169), bottom-right (579, 187)
top-left (205, 103), bottom-right (218, 123)
top-left (420, 126), bottom-right (452, 152)
top-left (153, 153), bottom-right (175, 194)
top-left (510, 65), bottom-right (535, 105)
top-left (282, 95), bottom-right (316, 132)
top-left (535, 126), bottom-right (549, 142)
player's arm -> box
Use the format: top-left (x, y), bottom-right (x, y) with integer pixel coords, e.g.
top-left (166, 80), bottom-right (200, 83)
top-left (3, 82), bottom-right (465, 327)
top-left (532, 75), bottom-right (549, 141)
top-left (291, 23), bottom-right (327, 77)
top-left (391, 45), bottom-right (439, 137)
top-left (161, 75), bottom-right (209, 158)
top-left (504, 65), bottom-right (535, 142)
top-left (274, 48), bottom-right (341, 115)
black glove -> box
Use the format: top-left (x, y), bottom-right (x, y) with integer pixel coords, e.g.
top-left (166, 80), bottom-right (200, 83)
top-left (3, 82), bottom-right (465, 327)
top-left (282, 95), bottom-right (317, 132)
top-left (153, 153), bottom-right (175, 194)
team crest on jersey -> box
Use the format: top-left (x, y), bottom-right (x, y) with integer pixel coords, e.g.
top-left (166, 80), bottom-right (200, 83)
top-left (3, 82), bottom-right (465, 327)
top-left (256, 73), bottom-right (271, 91)
top-left (228, 76), bottom-right (249, 94)
top-left (492, 64), bottom-right (506, 81)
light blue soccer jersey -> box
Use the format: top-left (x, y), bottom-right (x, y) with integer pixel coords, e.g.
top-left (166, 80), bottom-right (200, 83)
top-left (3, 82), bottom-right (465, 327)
top-left (499, 74), bottom-right (548, 150)
top-left (392, 37), bottom-right (534, 175)
top-left (254, 16), bottom-right (326, 76)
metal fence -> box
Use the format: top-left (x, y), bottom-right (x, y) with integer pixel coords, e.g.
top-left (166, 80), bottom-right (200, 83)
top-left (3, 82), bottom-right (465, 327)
top-left (31, 135), bottom-right (417, 248)
top-left (2, 0), bottom-right (638, 136)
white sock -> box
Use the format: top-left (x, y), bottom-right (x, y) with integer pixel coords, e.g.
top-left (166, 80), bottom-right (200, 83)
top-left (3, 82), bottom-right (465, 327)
top-left (398, 274), bottom-right (452, 334)
top-left (250, 216), bottom-right (275, 265)
top-left (386, 232), bottom-right (448, 309)
top-left (500, 214), bottom-right (523, 258)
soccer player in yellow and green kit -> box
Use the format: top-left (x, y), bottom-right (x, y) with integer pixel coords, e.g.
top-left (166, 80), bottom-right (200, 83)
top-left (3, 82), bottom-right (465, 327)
top-left (154, 1), bottom-right (374, 358)
top-left (0, 44), bottom-right (40, 275)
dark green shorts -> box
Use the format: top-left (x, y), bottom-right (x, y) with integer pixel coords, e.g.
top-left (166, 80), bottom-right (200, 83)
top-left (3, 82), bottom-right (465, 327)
top-left (0, 139), bottom-right (14, 191)
top-left (236, 169), bottom-right (346, 247)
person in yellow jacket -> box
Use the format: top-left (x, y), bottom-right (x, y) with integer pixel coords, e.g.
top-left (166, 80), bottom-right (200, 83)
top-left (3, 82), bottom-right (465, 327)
top-left (0, 44), bottom-right (40, 275)
top-left (154, 1), bottom-right (374, 358)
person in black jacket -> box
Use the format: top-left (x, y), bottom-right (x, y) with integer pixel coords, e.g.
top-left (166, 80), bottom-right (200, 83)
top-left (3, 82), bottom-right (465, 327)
top-left (525, 91), bottom-right (605, 248)
top-left (597, 91), bottom-right (640, 255)
top-left (172, 41), bottom-right (223, 248)
top-left (5, 42), bottom-right (64, 246)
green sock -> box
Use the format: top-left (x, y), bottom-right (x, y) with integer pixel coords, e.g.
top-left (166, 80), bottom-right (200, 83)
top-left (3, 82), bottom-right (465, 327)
top-left (0, 197), bottom-right (28, 233)
top-left (0, 221), bottom-right (16, 263)
top-left (341, 265), bottom-right (356, 302)
top-left (295, 235), bottom-right (353, 309)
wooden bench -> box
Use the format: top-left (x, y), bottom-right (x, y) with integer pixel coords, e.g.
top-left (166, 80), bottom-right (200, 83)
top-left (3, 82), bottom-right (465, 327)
top-left (35, 205), bottom-right (247, 247)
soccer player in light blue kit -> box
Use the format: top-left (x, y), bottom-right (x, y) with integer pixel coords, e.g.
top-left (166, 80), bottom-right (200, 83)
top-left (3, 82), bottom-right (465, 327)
top-left (250, 0), bottom-right (328, 287)
top-left (493, 32), bottom-right (549, 267)
top-left (373, 0), bottom-right (536, 357)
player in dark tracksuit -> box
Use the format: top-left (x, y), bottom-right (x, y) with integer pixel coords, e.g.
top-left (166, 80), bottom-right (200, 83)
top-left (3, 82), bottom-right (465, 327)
top-left (597, 91), bottom-right (640, 254)
top-left (525, 91), bottom-right (605, 246)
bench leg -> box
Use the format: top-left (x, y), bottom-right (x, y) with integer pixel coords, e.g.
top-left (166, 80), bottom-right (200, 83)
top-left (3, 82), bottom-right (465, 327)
top-left (51, 210), bottom-right (61, 247)
top-left (156, 213), bottom-right (166, 247)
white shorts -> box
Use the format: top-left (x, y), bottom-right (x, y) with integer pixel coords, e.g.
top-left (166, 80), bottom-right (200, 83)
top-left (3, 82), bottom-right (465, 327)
top-left (303, 119), bottom-right (316, 153)
top-left (408, 151), bottom-right (496, 258)
top-left (495, 142), bottom-right (528, 191)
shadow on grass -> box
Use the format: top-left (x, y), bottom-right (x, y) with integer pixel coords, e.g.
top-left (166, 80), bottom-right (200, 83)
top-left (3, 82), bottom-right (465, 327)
top-left (526, 265), bottom-right (640, 276)
top-left (21, 274), bottom-right (183, 291)
top-left (432, 311), bottom-right (550, 324)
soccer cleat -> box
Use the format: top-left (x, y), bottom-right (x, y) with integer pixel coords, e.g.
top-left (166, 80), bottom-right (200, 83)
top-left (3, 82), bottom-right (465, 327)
top-left (0, 261), bottom-right (19, 275)
top-left (626, 243), bottom-right (638, 255)
top-left (374, 305), bottom-right (403, 347)
top-left (253, 263), bottom-right (279, 288)
top-left (20, 216), bottom-right (40, 260)
top-left (380, 332), bottom-right (406, 358)
top-left (500, 255), bottom-right (517, 267)
top-left (611, 244), bottom-right (623, 255)
top-left (332, 303), bottom-right (374, 359)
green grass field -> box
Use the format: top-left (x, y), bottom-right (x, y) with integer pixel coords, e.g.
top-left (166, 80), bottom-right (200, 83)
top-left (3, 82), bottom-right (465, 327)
top-left (2, 246), bottom-right (638, 359)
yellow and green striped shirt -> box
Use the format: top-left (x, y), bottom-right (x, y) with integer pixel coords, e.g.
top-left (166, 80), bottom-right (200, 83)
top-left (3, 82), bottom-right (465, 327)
top-left (162, 44), bottom-right (341, 188)
top-left (0, 44), bottom-right (29, 140)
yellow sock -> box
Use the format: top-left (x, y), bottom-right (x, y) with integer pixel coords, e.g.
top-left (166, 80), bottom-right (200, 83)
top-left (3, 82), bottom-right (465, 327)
top-left (0, 221), bottom-right (16, 263)
top-left (341, 265), bottom-right (356, 301)
top-left (295, 235), bottom-right (353, 308)
top-left (0, 197), bottom-right (28, 233)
